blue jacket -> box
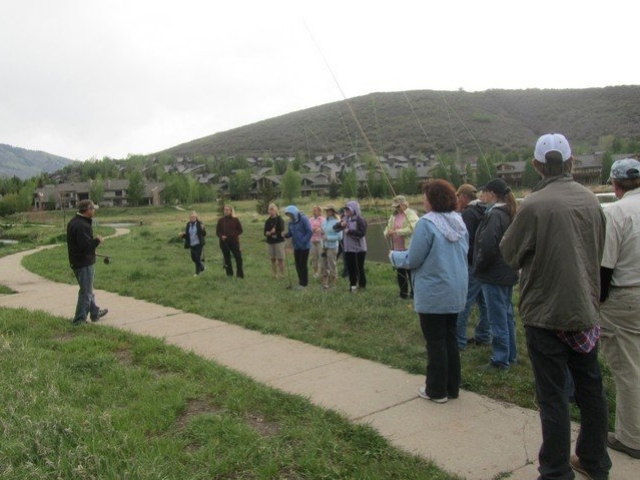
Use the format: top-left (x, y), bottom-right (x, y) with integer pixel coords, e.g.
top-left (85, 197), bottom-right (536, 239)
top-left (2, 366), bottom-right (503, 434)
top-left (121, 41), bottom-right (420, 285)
top-left (322, 216), bottom-right (343, 249)
top-left (284, 205), bottom-right (312, 250)
top-left (390, 212), bottom-right (468, 314)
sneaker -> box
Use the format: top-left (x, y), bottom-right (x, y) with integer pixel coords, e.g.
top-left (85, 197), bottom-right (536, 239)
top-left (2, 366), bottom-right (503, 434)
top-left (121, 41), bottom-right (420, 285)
top-left (349, 286), bottom-right (358, 293)
top-left (90, 309), bottom-right (108, 322)
top-left (467, 337), bottom-right (491, 347)
top-left (479, 362), bottom-right (509, 372)
top-left (418, 386), bottom-right (448, 404)
top-left (569, 455), bottom-right (594, 480)
top-left (607, 432), bottom-right (640, 459)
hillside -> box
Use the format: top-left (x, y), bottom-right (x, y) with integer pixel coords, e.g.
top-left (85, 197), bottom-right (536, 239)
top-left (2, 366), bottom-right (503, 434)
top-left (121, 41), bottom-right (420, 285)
top-left (0, 144), bottom-right (76, 180)
top-left (162, 86), bottom-right (640, 159)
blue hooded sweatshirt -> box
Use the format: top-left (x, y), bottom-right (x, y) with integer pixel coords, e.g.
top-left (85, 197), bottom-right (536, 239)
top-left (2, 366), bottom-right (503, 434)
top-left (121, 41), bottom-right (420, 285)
top-left (284, 205), bottom-right (313, 250)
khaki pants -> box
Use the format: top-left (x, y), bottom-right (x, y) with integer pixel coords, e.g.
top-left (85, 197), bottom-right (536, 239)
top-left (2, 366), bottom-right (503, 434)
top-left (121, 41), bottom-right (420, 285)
top-left (321, 248), bottom-right (338, 279)
top-left (600, 286), bottom-right (640, 449)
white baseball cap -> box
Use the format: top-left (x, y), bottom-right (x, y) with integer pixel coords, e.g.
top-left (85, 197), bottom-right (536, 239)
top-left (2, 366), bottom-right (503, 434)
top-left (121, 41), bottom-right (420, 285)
top-left (534, 133), bottom-right (572, 163)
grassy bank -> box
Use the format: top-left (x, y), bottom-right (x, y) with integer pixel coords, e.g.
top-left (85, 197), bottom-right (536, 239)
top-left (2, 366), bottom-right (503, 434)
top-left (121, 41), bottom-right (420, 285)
top-left (0, 308), bottom-right (455, 479)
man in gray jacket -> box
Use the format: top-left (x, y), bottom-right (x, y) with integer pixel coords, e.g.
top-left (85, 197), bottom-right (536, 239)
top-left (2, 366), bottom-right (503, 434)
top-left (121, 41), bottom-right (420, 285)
top-left (500, 134), bottom-right (611, 480)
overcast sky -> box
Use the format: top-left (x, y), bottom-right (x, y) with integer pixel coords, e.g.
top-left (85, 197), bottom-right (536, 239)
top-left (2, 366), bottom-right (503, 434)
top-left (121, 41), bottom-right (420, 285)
top-left (1, 0), bottom-right (637, 161)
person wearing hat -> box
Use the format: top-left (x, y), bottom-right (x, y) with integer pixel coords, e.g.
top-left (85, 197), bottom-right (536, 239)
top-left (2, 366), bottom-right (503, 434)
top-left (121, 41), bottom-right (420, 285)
top-left (320, 204), bottom-right (343, 289)
top-left (500, 133), bottom-right (611, 479)
top-left (473, 177), bottom-right (519, 371)
top-left (455, 184), bottom-right (491, 349)
top-left (384, 195), bottom-right (419, 299)
top-left (599, 157), bottom-right (640, 460)
top-left (66, 199), bottom-right (108, 325)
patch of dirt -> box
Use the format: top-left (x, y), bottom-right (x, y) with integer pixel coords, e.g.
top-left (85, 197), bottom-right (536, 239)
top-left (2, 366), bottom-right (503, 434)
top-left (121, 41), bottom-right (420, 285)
top-left (246, 413), bottom-right (281, 438)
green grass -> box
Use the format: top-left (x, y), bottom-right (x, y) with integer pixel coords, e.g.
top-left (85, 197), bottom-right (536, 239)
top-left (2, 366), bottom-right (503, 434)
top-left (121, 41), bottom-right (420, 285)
top-left (0, 308), bottom-right (456, 479)
top-left (4, 201), bottom-right (618, 428)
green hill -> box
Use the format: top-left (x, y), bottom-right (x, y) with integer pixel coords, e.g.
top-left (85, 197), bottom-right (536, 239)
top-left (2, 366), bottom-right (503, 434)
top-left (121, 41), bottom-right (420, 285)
top-left (161, 86), bottom-right (640, 159)
top-left (0, 144), bottom-right (76, 179)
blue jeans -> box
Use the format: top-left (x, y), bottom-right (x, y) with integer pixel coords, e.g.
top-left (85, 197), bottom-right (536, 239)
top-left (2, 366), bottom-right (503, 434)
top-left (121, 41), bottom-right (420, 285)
top-left (481, 283), bottom-right (517, 368)
top-left (457, 266), bottom-right (491, 348)
top-left (419, 313), bottom-right (460, 400)
top-left (73, 265), bottom-right (99, 323)
top-left (526, 326), bottom-right (611, 480)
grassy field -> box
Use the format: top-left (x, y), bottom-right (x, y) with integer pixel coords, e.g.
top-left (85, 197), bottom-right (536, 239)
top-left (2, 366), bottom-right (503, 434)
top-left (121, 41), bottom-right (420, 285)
top-left (0, 307), bottom-right (456, 479)
top-left (0, 197), bottom-right (617, 476)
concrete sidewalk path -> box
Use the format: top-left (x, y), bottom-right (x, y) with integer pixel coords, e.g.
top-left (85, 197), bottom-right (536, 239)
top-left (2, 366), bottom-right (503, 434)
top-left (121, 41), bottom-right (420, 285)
top-left (0, 247), bottom-right (634, 479)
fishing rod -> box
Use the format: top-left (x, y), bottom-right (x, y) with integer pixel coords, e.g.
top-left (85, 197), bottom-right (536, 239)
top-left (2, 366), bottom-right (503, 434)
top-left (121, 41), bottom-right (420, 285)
top-left (95, 253), bottom-right (112, 264)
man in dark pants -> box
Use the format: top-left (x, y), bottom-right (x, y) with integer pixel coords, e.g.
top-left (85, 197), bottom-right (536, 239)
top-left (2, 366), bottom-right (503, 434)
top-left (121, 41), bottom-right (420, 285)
top-left (181, 210), bottom-right (206, 276)
top-left (501, 134), bottom-right (611, 480)
top-left (67, 199), bottom-right (108, 325)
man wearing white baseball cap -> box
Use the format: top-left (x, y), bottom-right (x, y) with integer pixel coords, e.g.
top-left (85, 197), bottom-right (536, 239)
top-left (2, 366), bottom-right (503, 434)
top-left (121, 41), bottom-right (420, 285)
top-left (599, 157), bottom-right (640, 460)
top-left (500, 133), bottom-right (611, 479)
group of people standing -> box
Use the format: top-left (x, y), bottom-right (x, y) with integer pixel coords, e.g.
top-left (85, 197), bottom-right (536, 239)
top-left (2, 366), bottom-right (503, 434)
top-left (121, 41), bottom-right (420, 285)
top-left (69, 132), bottom-right (639, 480)
top-left (389, 132), bottom-right (640, 480)
top-left (181, 200), bottom-right (369, 293)
top-left (278, 201), bottom-right (368, 291)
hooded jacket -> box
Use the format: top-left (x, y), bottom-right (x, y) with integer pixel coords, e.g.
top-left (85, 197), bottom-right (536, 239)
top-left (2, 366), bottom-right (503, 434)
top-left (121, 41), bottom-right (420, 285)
top-left (335, 200), bottom-right (367, 253)
top-left (390, 212), bottom-right (468, 314)
top-left (284, 205), bottom-right (313, 250)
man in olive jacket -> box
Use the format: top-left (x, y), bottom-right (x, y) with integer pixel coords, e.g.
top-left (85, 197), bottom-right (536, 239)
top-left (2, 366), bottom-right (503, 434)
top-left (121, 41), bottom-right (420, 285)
top-left (500, 134), bottom-right (610, 480)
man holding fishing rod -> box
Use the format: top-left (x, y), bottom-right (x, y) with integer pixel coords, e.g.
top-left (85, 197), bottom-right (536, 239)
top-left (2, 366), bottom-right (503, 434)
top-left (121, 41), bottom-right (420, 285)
top-left (66, 199), bottom-right (109, 325)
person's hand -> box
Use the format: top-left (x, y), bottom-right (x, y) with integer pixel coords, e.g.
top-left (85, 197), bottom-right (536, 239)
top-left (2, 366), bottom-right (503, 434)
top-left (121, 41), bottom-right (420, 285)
top-left (386, 229), bottom-right (395, 237)
top-left (221, 235), bottom-right (227, 240)
top-left (96, 235), bottom-right (104, 243)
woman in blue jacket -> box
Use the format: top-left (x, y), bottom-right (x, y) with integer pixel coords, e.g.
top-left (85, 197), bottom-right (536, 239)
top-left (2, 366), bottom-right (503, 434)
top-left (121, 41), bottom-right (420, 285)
top-left (390, 180), bottom-right (468, 404)
top-left (284, 205), bottom-right (313, 289)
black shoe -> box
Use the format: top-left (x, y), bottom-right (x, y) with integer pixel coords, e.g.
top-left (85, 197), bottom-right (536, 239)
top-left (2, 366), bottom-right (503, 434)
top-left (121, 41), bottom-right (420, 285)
top-left (607, 433), bottom-right (640, 459)
top-left (91, 309), bottom-right (108, 322)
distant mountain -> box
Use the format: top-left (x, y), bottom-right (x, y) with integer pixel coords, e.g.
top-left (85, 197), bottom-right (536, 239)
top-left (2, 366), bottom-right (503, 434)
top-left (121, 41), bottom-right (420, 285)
top-left (0, 144), bottom-right (76, 180)
top-left (161, 86), bottom-right (640, 159)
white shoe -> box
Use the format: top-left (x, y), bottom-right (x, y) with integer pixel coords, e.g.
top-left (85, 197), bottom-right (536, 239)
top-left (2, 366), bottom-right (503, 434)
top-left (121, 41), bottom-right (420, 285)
top-left (418, 386), bottom-right (448, 403)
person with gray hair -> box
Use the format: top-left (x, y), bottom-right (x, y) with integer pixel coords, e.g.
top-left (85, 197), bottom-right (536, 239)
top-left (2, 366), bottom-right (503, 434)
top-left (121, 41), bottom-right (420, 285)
top-left (180, 210), bottom-right (206, 277)
top-left (599, 157), bottom-right (640, 460)
top-left (66, 199), bottom-right (108, 325)
top-left (500, 133), bottom-right (611, 479)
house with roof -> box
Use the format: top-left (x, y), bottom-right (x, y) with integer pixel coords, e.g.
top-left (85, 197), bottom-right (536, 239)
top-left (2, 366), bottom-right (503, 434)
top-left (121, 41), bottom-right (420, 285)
top-left (34, 180), bottom-right (164, 210)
